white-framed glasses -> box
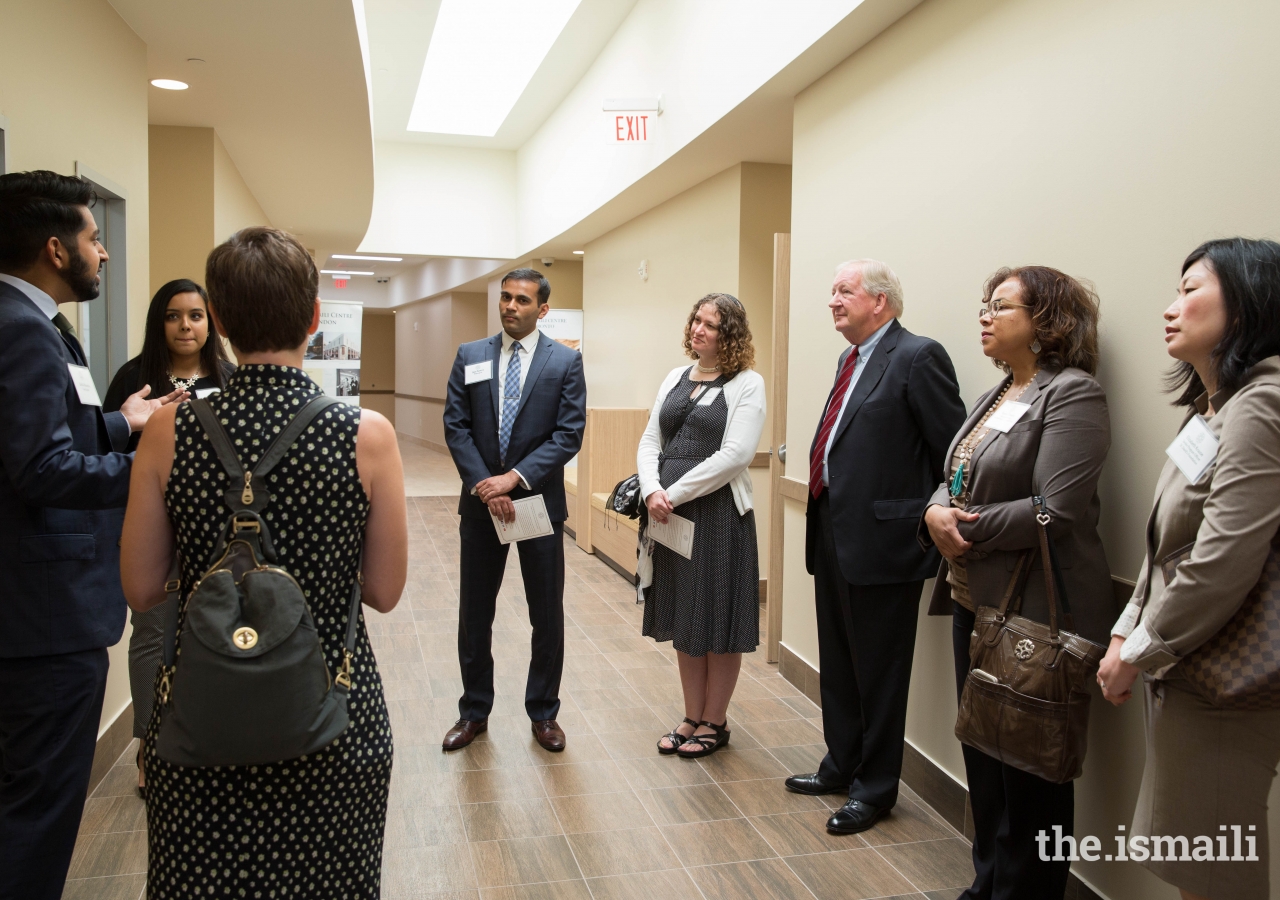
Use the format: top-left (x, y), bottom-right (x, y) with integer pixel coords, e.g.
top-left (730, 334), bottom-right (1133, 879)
top-left (978, 299), bottom-right (1030, 320)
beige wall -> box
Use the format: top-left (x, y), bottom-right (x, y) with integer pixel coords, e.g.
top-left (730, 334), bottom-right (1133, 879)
top-left (783, 0), bottom-right (1280, 896)
top-left (150, 125), bottom-right (271, 296)
top-left (582, 162), bottom-right (790, 567)
top-left (395, 292), bottom-right (487, 449)
top-left (360, 311), bottom-right (396, 423)
top-left (0, 0), bottom-right (150, 736)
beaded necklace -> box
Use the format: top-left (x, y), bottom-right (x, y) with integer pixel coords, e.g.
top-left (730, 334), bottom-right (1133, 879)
top-left (949, 373), bottom-right (1037, 500)
top-left (170, 372), bottom-right (201, 393)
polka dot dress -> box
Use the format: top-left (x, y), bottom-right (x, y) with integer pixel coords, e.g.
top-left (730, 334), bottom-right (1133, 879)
top-left (643, 369), bottom-right (760, 656)
top-left (143, 365), bottom-right (391, 899)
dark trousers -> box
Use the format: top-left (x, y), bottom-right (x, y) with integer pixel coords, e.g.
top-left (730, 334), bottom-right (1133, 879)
top-left (813, 492), bottom-right (922, 809)
top-left (0, 648), bottom-right (109, 900)
top-left (953, 605), bottom-right (1072, 900)
top-left (458, 516), bottom-right (565, 722)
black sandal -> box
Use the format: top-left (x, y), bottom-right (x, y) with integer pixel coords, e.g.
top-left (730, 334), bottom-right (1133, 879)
top-left (676, 721), bottom-right (730, 759)
top-left (657, 717), bottom-right (699, 755)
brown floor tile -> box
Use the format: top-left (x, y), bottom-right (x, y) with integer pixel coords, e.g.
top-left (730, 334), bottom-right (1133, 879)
top-left (587, 706), bottom-right (666, 734)
top-left (697, 747), bottom-right (790, 783)
top-left (663, 818), bottom-right (778, 867)
top-left (638, 782), bottom-right (742, 825)
top-left (457, 768), bottom-right (544, 804)
top-left (550, 790), bottom-right (652, 833)
top-left (874, 838), bottom-right (975, 891)
top-left (764, 743), bottom-right (827, 775)
top-left (383, 805), bottom-right (470, 849)
top-left (564, 825), bottom-right (682, 877)
top-left (687, 858), bottom-right (815, 900)
top-left (66, 829), bottom-right (149, 879)
top-left (470, 834), bottom-right (583, 888)
top-left (77, 795), bottom-right (147, 836)
top-left (717, 778), bottom-right (830, 817)
top-left (566, 687), bottom-right (646, 710)
top-left (728, 698), bottom-right (804, 723)
top-left (388, 771), bottom-right (461, 808)
top-left (585, 868), bottom-right (698, 900)
top-left (785, 847), bottom-right (917, 900)
top-left (738, 717), bottom-right (825, 749)
top-left (479, 881), bottom-right (591, 900)
top-left (89, 765), bottom-right (140, 800)
top-left (534, 759), bottom-right (626, 797)
top-left (461, 798), bottom-right (563, 841)
top-left (858, 797), bottom-right (955, 847)
top-left (617, 755), bottom-right (716, 790)
top-left (750, 811), bottom-right (867, 856)
top-left (59, 873), bottom-right (148, 900)
top-left (524, 733), bottom-right (613, 766)
top-left (382, 844), bottom-right (479, 895)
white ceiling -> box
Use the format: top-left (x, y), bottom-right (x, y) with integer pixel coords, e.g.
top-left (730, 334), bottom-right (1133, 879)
top-left (366, 0), bottom-right (638, 149)
top-left (109, 0), bottom-right (375, 257)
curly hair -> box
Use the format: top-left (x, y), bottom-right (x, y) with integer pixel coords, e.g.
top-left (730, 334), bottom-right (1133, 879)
top-left (983, 266), bottom-right (1100, 375)
top-left (682, 293), bottom-right (756, 376)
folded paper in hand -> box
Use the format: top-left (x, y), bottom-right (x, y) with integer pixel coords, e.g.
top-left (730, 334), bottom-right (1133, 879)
top-left (648, 513), bottom-right (695, 560)
top-left (490, 495), bottom-right (555, 544)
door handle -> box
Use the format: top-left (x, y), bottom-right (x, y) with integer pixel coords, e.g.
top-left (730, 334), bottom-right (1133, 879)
top-left (777, 444), bottom-right (787, 463)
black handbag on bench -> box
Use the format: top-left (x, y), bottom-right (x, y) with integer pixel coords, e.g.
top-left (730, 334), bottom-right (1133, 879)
top-left (154, 395), bottom-right (365, 768)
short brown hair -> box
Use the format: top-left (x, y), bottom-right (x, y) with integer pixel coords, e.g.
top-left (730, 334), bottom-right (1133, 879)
top-left (682, 293), bottom-right (756, 376)
top-left (983, 266), bottom-right (1100, 375)
top-left (205, 227), bottom-right (318, 353)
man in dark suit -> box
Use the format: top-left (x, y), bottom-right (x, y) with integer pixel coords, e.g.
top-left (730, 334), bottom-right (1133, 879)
top-left (0, 171), bottom-right (182, 899)
top-left (442, 268), bottom-right (586, 753)
top-left (785, 259), bottom-right (965, 834)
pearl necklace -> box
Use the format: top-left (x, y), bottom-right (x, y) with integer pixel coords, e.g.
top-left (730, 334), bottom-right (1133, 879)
top-left (170, 372), bottom-right (200, 393)
top-left (949, 373), bottom-right (1037, 499)
top-left (696, 363), bottom-right (721, 373)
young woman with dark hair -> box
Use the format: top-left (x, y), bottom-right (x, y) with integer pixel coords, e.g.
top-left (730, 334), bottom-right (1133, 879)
top-left (1101, 238), bottom-right (1280, 900)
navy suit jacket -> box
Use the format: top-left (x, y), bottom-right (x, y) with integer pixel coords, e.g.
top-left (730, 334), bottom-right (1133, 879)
top-left (0, 280), bottom-right (132, 658)
top-left (805, 318), bottom-right (966, 586)
top-left (444, 331), bottom-right (586, 521)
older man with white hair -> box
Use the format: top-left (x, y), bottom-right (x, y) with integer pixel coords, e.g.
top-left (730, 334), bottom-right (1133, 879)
top-left (785, 259), bottom-right (965, 834)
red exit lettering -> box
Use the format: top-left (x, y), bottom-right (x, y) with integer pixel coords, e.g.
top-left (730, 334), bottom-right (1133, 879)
top-left (614, 114), bottom-right (650, 142)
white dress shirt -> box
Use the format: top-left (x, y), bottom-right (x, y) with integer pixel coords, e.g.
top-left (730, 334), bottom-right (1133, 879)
top-left (823, 318), bottom-right (893, 486)
top-left (0, 273), bottom-right (60, 320)
top-left (495, 325), bottom-right (539, 490)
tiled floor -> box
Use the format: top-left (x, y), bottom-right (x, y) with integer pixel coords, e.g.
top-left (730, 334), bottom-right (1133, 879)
top-left (62, 444), bottom-right (974, 900)
top-left (401, 436), bottom-right (464, 497)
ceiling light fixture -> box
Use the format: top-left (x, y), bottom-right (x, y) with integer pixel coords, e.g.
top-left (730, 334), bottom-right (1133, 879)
top-left (572, 250), bottom-right (584, 255)
top-left (407, 0), bottom-right (582, 136)
top-left (333, 254), bottom-right (403, 262)
top-left (321, 269), bottom-right (375, 276)
top-left (150, 79), bottom-right (189, 90)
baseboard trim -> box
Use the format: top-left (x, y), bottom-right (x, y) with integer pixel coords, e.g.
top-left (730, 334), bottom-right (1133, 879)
top-left (594, 547), bottom-right (638, 585)
top-left (89, 702), bottom-right (133, 797)
top-left (563, 523), bottom-right (576, 540)
top-left (396, 431), bottom-right (449, 455)
top-left (775, 644), bottom-right (1105, 900)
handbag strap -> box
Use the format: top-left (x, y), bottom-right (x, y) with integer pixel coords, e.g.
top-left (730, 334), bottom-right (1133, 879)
top-left (993, 495), bottom-right (1068, 640)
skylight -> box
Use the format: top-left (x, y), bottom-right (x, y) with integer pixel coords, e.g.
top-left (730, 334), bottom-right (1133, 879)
top-left (407, 0), bottom-right (582, 137)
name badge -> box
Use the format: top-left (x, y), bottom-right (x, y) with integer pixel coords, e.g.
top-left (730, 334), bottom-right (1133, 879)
top-left (695, 387), bottom-right (722, 407)
top-left (67, 364), bottom-right (101, 406)
top-left (1166, 415), bottom-right (1219, 485)
top-left (984, 400), bottom-right (1030, 433)
top-left (195, 387), bottom-right (221, 399)
top-left (464, 361), bottom-right (493, 385)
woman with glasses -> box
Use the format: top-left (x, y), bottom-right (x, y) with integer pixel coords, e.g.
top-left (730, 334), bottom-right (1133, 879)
top-left (920, 266), bottom-right (1114, 899)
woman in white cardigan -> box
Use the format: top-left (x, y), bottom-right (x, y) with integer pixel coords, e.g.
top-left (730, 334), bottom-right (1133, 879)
top-left (637, 293), bottom-right (766, 758)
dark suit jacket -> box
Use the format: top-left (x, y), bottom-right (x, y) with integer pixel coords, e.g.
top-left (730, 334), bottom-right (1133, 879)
top-left (0, 280), bottom-right (132, 658)
top-left (444, 331), bottom-right (586, 521)
top-left (806, 318), bottom-right (965, 586)
top-left (919, 366), bottom-right (1116, 645)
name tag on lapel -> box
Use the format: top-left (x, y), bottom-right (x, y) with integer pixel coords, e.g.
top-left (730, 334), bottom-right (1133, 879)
top-left (67, 364), bottom-right (102, 406)
top-left (984, 400), bottom-right (1030, 433)
top-left (1166, 415), bottom-right (1218, 485)
top-left (464, 361), bottom-right (493, 385)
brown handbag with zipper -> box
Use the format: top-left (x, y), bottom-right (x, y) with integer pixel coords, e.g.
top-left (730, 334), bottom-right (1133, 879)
top-left (954, 496), bottom-right (1107, 783)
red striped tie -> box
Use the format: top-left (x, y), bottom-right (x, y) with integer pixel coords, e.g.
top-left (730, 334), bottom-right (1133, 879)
top-left (809, 347), bottom-right (859, 499)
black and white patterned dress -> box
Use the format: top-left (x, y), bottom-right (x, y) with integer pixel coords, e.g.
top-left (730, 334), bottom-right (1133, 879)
top-left (143, 365), bottom-right (392, 899)
top-left (643, 370), bottom-right (760, 656)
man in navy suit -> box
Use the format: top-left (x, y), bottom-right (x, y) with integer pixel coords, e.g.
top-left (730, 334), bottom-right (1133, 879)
top-left (0, 171), bottom-right (182, 899)
top-left (442, 268), bottom-right (586, 752)
top-left (784, 259), bottom-right (965, 835)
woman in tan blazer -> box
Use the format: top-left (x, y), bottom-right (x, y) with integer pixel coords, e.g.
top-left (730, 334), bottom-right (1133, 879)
top-left (921, 266), bottom-right (1114, 900)
top-left (1098, 238), bottom-right (1280, 900)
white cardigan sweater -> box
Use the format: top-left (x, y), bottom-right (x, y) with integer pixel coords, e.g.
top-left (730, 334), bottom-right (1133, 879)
top-left (635, 365), bottom-right (766, 593)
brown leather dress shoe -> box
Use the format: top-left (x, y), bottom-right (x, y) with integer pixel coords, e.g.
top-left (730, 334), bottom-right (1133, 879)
top-left (442, 718), bottom-right (487, 751)
top-left (531, 719), bottom-right (566, 752)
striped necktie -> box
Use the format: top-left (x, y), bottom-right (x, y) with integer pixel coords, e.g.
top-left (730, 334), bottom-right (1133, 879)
top-left (498, 340), bottom-right (523, 464)
top-left (809, 347), bottom-right (859, 499)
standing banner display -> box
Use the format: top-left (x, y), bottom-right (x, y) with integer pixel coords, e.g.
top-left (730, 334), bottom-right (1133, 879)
top-left (540, 309), bottom-right (583, 352)
top-left (304, 300), bottom-right (363, 402)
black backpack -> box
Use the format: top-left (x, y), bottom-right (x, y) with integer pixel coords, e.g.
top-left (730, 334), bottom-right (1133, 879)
top-left (154, 395), bottom-right (364, 767)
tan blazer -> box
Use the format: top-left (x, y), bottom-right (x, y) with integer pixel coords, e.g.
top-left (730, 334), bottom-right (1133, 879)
top-left (919, 366), bottom-right (1116, 644)
top-left (1114, 357), bottom-right (1280, 674)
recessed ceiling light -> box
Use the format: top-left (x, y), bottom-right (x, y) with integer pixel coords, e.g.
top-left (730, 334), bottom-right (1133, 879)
top-left (572, 250), bottom-right (585, 255)
top-left (333, 254), bottom-right (403, 262)
top-left (150, 79), bottom-right (189, 90)
top-left (321, 269), bottom-right (375, 276)
top-left (407, 0), bottom-right (582, 136)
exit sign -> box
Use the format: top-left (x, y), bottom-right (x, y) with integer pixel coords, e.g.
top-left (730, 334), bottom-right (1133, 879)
top-left (613, 113), bottom-right (651, 143)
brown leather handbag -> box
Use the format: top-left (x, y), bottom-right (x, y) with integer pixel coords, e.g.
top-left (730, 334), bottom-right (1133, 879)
top-left (1173, 531), bottom-right (1280, 710)
top-left (954, 497), bottom-right (1106, 783)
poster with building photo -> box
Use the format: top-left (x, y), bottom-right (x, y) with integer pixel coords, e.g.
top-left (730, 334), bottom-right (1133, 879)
top-left (540, 309), bottom-right (582, 352)
top-left (303, 300), bottom-right (363, 403)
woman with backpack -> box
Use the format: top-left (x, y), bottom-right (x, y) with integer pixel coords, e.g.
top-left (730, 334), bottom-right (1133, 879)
top-left (120, 227), bottom-right (407, 899)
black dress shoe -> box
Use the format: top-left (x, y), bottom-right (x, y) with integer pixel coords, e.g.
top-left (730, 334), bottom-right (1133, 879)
top-left (784, 772), bottom-right (850, 796)
top-left (826, 799), bottom-right (890, 834)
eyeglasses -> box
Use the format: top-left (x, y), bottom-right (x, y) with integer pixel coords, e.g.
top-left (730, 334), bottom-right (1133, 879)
top-left (978, 299), bottom-right (1030, 320)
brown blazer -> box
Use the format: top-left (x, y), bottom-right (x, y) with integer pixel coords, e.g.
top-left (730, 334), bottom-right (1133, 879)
top-left (918, 366), bottom-right (1116, 644)
top-left (1114, 357), bottom-right (1280, 674)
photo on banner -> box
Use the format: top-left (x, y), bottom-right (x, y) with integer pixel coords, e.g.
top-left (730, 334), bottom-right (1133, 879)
top-left (540, 309), bottom-right (582, 352)
top-left (303, 299), bottom-right (363, 403)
